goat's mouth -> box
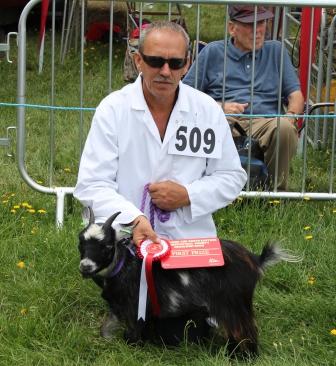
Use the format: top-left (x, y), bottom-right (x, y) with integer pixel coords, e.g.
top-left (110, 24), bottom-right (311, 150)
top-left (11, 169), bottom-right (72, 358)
top-left (79, 257), bottom-right (115, 278)
top-left (80, 264), bottom-right (112, 278)
top-left (80, 270), bottom-right (96, 278)
top-left (80, 266), bottom-right (105, 278)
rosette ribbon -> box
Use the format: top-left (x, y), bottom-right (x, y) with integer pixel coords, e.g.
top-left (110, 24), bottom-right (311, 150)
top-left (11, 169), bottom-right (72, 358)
top-left (137, 239), bottom-right (170, 321)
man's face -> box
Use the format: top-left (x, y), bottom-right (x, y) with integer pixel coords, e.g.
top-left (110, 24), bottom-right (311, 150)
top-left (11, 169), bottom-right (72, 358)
top-left (134, 29), bottom-right (190, 103)
top-left (229, 20), bottom-right (267, 52)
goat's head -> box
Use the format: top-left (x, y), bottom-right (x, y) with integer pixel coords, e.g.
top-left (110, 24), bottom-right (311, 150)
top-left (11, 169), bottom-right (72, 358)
top-left (78, 207), bottom-right (120, 277)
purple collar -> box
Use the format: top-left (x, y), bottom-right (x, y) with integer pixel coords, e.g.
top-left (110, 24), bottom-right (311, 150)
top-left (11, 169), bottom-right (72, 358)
top-left (103, 242), bottom-right (136, 278)
top-left (106, 254), bottom-right (126, 277)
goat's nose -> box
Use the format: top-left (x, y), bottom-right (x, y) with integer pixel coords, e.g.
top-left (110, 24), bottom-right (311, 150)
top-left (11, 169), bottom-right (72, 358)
top-left (79, 258), bottom-right (97, 273)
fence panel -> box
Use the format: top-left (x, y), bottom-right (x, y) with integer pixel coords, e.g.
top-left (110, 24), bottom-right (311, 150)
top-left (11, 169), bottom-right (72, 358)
top-left (10, 0), bottom-right (336, 226)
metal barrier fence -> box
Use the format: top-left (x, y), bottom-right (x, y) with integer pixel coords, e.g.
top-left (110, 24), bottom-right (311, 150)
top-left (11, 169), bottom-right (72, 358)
top-left (283, 7), bottom-right (336, 148)
top-left (12, 0), bottom-right (336, 226)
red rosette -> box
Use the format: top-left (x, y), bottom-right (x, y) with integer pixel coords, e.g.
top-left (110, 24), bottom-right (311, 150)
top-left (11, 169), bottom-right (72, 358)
top-left (137, 239), bottom-right (171, 318)
top-left (137, 239), bottom-right (171, 261)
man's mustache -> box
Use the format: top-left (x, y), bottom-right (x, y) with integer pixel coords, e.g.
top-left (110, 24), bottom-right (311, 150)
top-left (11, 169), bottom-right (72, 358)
top-left (153, 77), bottom-right (174, 84)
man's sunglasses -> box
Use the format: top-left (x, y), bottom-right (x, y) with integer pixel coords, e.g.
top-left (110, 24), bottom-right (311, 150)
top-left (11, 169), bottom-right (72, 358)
top-left (140, 52), bottom-right (187, 70)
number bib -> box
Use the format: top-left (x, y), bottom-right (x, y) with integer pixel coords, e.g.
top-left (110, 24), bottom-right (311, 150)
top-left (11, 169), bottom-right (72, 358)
top-left (168, 124), bottom-right (223, 159)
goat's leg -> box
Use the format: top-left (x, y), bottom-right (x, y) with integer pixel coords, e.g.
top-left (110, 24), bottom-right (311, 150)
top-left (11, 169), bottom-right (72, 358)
top-left (216, 319), bottom-right (258, 358)
top-left (213, 303), bottom-right (259, 358)
top-left (124, 319), bottom-right (146, 345)
top-left (231, 305), bottom-right (258, 357)
top-left (123, 302), bottom-right (146, 345)
top-left (100, 310), bottom-right (121, 339)
top-left (225, 326), bottom-right (258, 359)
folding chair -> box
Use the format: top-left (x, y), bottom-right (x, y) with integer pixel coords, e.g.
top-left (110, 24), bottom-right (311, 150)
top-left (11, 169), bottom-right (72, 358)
top-left (123, 2), bottom-right (187, 82)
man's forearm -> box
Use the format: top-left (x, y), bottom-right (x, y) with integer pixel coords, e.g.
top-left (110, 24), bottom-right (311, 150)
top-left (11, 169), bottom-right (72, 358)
top-left (287, 90), bottom-right (305, 115)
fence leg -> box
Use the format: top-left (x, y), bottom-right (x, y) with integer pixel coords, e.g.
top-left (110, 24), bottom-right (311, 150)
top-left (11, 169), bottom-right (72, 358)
top-left (56, 189), bottom-right (66, 228)
top-left (297, 129), bottom-right (304, 156)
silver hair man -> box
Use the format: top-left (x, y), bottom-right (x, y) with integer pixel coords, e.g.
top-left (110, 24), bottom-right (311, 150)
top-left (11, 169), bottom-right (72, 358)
top-left (138, 20), bottom-right (190, 55)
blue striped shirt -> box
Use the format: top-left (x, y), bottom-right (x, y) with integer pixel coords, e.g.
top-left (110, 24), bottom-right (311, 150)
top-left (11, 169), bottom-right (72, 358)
top-left (183, 39), bottom-right (301, 115)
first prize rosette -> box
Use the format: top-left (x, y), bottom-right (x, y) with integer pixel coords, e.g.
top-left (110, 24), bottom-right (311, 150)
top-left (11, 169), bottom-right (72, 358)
top-left (137, 239), bottom-right (170, 320)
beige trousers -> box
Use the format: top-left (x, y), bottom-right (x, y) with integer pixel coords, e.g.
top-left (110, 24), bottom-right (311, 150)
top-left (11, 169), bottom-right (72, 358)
top-left (228, 116), bottom-right (298, 191)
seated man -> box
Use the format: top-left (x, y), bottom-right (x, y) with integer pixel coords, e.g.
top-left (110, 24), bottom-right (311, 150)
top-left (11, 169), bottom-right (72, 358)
top-left (183, 5), bottom-right (305, 190)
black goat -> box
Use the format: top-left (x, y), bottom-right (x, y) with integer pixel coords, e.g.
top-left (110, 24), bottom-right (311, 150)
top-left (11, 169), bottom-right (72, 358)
top-left (78, 209), bottom-right (299, 356)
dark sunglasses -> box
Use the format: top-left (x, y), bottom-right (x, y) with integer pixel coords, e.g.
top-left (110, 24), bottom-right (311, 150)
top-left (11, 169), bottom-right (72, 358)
top-left (140, 52), bottom-right (187, 70)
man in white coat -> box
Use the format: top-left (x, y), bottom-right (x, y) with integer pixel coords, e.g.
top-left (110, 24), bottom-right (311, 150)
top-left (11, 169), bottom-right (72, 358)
top-left (74, 21), bottom-right (246, 246)
top-left (74, 20), bottom-right (246, 344)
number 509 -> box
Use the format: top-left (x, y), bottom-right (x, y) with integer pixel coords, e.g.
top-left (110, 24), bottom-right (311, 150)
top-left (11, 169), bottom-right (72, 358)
top-left (175, 126), bottom-right (215, 154)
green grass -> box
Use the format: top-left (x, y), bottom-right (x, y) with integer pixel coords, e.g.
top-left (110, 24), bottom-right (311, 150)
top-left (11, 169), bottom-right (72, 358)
top-left (0, 4), bottom-right (336, 365)
top-left (1, 195), bottom-right (335, 365)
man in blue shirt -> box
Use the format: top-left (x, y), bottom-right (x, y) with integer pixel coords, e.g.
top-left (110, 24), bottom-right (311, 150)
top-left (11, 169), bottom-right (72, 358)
top-left (183, 5), bottom-right (304, 190)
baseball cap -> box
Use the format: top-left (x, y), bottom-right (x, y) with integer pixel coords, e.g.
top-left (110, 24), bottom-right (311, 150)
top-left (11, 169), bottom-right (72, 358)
top-left (228, 5), bottom-right (274, 23)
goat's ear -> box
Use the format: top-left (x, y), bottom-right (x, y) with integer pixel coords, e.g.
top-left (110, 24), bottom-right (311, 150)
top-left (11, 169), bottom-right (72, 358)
top-left (82, 206), bottom-right (95, 226)
top-left (102, 211), bottom-right (121, 233)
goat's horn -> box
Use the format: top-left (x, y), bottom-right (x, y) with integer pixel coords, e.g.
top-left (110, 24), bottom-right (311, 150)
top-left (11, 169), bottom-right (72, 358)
top-left (102, 211), bottom-right (121, 232)
top-left (82, 206), bottom-right (95, 225)
top-left (88, 206), bottom-right (95, 225)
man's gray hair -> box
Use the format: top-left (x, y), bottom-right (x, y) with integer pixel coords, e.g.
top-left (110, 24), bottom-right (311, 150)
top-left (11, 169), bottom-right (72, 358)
top-left (138, 21), bottom-right (190, 55)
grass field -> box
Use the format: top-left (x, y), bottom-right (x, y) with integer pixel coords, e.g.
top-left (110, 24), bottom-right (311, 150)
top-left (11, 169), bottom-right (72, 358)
top-left (0, 3), bottom-right (336, 365)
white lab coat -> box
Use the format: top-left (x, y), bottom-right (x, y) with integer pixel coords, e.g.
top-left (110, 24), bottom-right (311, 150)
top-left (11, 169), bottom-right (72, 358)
top-left (74, 76), bottom-right (246, 239)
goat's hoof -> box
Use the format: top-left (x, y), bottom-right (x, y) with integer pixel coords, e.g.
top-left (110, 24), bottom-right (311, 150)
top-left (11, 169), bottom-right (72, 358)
top-left (124, 329), bottom-right (143, 346)
top-left (100, 313), bottom-right (120, 339)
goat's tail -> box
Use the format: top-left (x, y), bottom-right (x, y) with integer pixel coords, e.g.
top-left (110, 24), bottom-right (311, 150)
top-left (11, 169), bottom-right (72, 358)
top-left (259, 242), bottom-right (303, 270)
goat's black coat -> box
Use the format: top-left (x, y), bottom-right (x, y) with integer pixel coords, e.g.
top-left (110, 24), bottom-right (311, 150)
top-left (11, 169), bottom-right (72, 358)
top-left (100, 238), bottom-right (262, 354)
top-left (78, 212), bottom-right (292, 357)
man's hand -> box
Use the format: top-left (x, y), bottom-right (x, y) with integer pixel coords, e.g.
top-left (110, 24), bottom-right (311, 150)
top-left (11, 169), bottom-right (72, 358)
top-left (217, 101), bottom-right (248, 114)
top-left (148, 180), bottom-right (190, 211)
top-left (285, 112), bottom-right (298, 126)
top-left (132, 215), bottom-right (159, 247)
